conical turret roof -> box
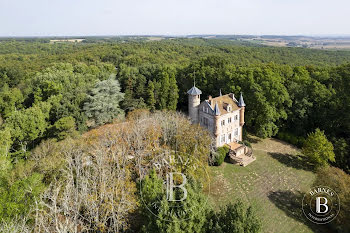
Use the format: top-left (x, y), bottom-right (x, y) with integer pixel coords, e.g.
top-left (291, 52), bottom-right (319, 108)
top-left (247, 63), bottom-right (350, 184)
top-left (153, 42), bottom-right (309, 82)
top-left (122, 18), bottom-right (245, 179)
top-left (214, 101), bottom-right (221, 115)
top-left (238, 93), bottom-right (246, 107)
top-left (187, 85), bottom-right (202, 95)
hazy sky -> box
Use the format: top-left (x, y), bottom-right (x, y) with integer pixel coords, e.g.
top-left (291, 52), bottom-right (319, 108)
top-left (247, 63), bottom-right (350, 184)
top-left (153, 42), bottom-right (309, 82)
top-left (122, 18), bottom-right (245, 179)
top-left (1, 0), bottom-right (349, 36)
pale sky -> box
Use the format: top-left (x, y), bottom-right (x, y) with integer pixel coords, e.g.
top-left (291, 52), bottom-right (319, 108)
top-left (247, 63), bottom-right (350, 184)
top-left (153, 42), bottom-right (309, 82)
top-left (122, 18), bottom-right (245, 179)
top-left (1, 0), bottom-right (349, 36)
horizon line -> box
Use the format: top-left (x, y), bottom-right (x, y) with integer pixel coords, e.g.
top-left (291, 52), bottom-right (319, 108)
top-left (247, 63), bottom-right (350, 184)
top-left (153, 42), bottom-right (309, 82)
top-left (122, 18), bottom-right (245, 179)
top-left (1, 34), bottom-right (350, 39)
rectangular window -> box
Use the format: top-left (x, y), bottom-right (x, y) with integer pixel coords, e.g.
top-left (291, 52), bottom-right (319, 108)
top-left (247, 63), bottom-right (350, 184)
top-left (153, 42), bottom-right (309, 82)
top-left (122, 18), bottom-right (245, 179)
top-left (221, 134), bottom-right (225, 143)
top-left (235, 128), bottom-right (239, 136)
top-left (234, 115), bottom-right (238, 121)
top-left (228, 133), bottom-right (231, 141)
top-left (228, 117), bottom-right (232, 123)
top-left (221, 120), bottom-right (225, 126)
top-left (206, 108), bottom-right (209, 113)
top-left (204, 117), bottom-right (209, 127)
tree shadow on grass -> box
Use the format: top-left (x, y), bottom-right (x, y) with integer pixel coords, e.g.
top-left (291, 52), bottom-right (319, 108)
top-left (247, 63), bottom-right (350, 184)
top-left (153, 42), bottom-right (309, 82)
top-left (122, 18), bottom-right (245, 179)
top-left (268, 190), bottom-right (330, 233)
top-left (245, 134), bottom-right (261, 144)
top-left (269, 152), bottom-right (314, 171)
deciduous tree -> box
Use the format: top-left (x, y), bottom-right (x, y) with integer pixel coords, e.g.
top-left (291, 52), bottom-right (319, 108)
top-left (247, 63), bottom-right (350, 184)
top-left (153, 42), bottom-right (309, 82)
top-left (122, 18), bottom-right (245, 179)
top-left (302, 128), bottom-right (335, 168)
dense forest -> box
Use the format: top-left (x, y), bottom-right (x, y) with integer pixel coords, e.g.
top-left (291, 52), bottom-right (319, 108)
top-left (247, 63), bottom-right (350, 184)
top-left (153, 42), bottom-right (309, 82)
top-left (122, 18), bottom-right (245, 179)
top-left (0, 38), bottom-right (350, 232)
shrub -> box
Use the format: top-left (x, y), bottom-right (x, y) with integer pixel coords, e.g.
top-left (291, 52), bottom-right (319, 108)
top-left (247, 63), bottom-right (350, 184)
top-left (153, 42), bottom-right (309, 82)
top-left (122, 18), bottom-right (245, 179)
top-left (206, 200), bottom-right (261, 233)
top-left (214, 146), bottom-right (230, 166)
top-left (277, 131), bottom-right (305, 148)
top-left (242, 140), bottom-right (252, 148)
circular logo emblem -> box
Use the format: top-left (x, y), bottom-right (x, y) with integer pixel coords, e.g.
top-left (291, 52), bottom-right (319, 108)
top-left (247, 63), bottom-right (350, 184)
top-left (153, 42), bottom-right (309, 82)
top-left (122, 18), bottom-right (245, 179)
top-left (302, 186), bottom-right (340, 224)
top-left (139, 149), bottom-right (210, 222)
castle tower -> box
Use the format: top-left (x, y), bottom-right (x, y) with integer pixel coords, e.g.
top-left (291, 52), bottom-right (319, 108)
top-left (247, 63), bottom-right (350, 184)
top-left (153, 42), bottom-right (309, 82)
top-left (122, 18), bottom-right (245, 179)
top-left (187, 84), bottom-right (202, 124)
top-left (238, 93), bottom-right (246, 127)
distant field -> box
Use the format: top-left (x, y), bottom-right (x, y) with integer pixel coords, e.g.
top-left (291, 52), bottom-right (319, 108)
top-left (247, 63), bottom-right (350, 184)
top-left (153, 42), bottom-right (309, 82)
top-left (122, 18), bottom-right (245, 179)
top-left (312, 43), bottom-right (350, 50)
top-left (241, 36), bottom-right (350, 50)
top-left (207, 137), bottom-right (327, 233)
top-left (50, 38), bottom-right (85, 43)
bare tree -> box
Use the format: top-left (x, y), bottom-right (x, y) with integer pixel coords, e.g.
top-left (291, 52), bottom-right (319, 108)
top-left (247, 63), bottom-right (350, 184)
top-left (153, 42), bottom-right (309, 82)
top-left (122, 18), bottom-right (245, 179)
top-left (34, 135), bottom-right (137, 232)
top-left (33, 110), bottom-right (212, 232)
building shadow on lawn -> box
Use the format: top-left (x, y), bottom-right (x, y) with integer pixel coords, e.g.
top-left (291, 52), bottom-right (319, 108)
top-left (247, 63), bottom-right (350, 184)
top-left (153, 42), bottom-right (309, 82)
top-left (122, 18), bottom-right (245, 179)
top-left (269, 152), bottom-right (314, 171)
top-left (268, 190), bottom-right (330, 233)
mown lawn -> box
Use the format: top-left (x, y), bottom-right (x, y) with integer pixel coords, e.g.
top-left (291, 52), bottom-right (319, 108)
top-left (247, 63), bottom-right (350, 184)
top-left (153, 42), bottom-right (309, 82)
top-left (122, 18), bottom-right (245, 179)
top-left (207, 137), bottom-right (327, 233)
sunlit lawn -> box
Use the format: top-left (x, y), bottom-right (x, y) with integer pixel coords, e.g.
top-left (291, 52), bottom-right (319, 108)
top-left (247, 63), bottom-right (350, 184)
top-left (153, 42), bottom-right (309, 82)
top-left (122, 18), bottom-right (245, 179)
top-left (207, 137), bottom-right (327, 233)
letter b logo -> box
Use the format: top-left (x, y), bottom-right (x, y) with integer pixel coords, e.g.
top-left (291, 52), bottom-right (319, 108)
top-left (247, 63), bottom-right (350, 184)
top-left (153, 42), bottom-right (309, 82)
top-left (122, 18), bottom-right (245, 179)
top-left (316, 197), bottom-right (328, 213)
top-left (302, 186), bottom-right (339, 224)
top-left (166, 172), bottom-right (187, 202)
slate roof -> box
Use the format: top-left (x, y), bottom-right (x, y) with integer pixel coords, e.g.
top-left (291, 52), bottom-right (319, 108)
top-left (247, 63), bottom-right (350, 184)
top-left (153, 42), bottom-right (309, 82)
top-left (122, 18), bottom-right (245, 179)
top-left (214, 102), bottom-right (221, 115)
top-left (187, 86), bottom-right (202, 95)
top-left (238, 93), bottom-right (246, 107)
top-left (207, 94), bottom-right (241, 116)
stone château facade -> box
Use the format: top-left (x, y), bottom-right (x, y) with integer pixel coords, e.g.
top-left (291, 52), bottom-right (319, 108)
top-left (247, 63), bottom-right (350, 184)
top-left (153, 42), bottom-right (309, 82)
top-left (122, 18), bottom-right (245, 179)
top-left (187, 84), bottom-right (255, 166)
top-left (187, 85), bottom-right (246, 148)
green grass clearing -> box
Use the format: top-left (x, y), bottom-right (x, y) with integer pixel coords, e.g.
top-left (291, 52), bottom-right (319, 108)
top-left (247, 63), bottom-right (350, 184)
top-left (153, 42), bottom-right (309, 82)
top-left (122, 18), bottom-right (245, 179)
top-left (207, 137), bottom-right (327, 233)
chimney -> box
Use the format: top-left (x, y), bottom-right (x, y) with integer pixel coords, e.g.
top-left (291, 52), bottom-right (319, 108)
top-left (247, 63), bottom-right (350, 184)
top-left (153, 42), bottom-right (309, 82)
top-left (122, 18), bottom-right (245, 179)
top-left (208, 95), bottom-right (212, 104)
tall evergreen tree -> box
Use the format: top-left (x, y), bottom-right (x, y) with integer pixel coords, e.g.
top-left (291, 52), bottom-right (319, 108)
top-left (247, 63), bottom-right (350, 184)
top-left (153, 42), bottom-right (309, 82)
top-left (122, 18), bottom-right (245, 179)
top-left (168, 74), bottom-right (179, 110)
top-left (136, 75), bottom-right (147, 100)
top-left (206, 200), bottom-right (261, 233)
top-left (154, 81), bottom-right (162, 109)
top-left (147, 80), bottom-right (156, 111)
top-left (159, 72), bottom-right (170, 110)
top-left (83, 78), bottom-right (124, 127)
top-left (140, 170), bottom-right (209, 233)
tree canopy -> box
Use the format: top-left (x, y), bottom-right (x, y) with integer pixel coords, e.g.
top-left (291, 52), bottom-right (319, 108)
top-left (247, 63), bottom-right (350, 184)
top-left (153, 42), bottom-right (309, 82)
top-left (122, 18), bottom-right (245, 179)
top-left (302, 128), bottom-right (335, 168)
top-left (83, 78), bottom-right (125, 127)
top-left (0, 38), bottom-right (350, 231)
